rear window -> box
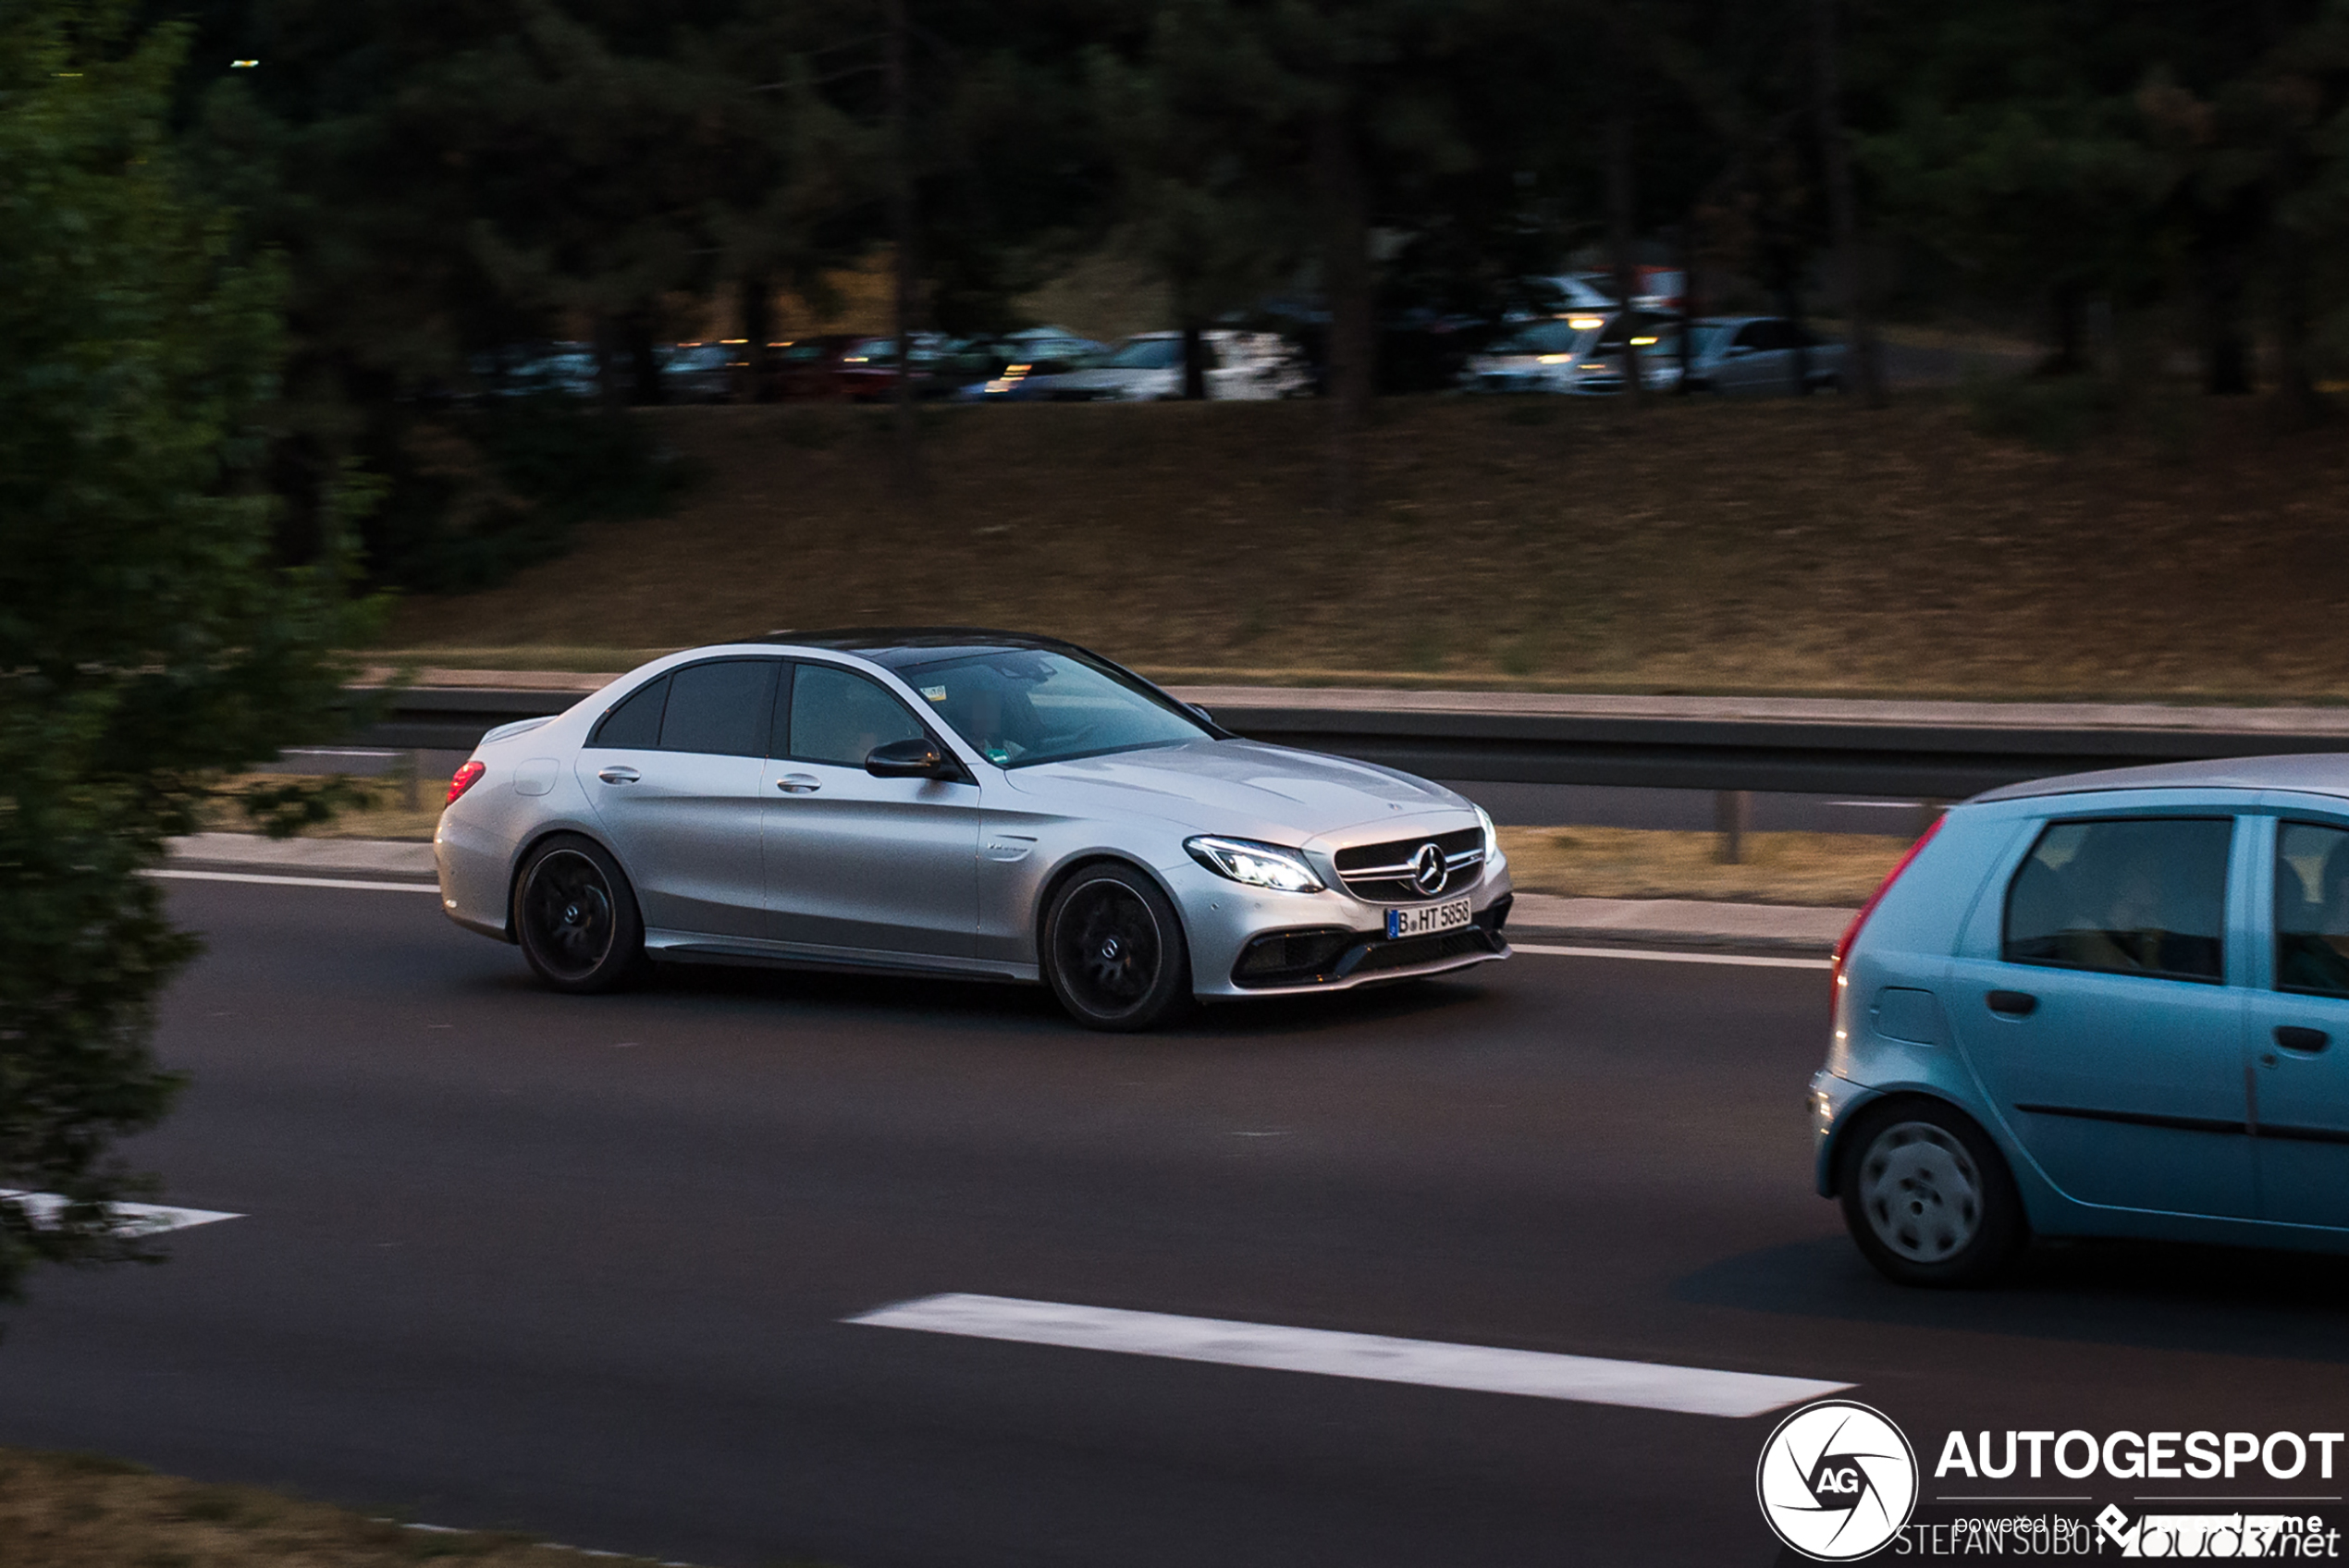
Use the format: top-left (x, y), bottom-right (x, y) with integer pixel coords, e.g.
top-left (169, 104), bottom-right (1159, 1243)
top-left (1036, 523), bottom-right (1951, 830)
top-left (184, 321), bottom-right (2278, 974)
top-left (590, 676), bottom-right (668, 748)
top-left (2002, 817), bottom-right (2232, 982)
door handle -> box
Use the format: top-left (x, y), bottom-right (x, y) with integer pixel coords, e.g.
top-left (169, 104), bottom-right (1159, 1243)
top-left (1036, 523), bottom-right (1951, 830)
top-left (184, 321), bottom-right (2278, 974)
top-left (596, 766), bottom-right (639, 784)
top-left (776, 774), bottom-right (821, 794)
top-left (2275, 1025), bottom-right (2331, 1054)
top-left (1986, 989), bottom-right (2037, 1017)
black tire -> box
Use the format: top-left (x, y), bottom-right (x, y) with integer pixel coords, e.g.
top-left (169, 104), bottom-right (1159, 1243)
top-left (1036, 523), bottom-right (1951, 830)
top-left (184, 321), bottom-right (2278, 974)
top-left (1838, 1099), bottom-right (2025, 1287)
top-left (512, 836), bottom-right (647, 994)
top-left (1041, 864), bottom-right (1194, 1032)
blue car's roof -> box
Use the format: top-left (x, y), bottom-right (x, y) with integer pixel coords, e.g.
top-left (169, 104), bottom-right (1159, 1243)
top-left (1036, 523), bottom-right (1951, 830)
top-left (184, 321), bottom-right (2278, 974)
top-left (1975, 753), bottom-right (2349, 803)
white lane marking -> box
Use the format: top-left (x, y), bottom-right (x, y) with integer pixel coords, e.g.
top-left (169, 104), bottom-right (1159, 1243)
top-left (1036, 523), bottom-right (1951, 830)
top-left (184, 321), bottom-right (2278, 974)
top-left (1512, 943), bottom-right (1831, 971)
top-left (149, 869), bottom-right (440, 894)
top-left (0, 1190), bottom-right (244, 1236)
top-left (847, 1292), bottom-right (1849, 1418)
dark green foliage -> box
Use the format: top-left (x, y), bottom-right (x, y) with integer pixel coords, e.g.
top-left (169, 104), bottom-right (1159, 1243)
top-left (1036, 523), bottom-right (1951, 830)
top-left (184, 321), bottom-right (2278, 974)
top-left (363, 400), bottom-right (688, 595)
top-left (0, 1), bottom-right (369, 1307)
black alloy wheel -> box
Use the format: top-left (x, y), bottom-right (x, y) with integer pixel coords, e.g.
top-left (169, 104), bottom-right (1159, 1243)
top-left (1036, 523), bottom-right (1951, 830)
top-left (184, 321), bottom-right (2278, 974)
top-left (1043, 865), bottom-right (1193, 1032)
top-left (514, 837), bottom-right (646, 993)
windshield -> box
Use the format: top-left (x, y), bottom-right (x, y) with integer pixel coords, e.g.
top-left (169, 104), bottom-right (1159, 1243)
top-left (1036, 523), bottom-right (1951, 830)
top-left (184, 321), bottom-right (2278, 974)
top-left (1104, 337), bottom-right (1183, 369)
top-left (899, 648), bottom-right (1208, 766)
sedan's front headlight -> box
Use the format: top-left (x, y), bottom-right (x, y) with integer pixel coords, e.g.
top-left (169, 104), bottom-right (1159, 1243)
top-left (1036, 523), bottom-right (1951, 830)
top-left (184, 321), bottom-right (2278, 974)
top-left (1476, 804), bottom-right (1504, 868)
top-left (1186, 836), bottom-right (1325, 893)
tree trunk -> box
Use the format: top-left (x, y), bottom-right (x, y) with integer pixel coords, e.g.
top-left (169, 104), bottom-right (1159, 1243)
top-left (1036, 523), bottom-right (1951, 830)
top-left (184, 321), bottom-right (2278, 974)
top-left (1779, 280), bottom-right (1813, 396)
top-left (739, 274), bottom-right (774, 403)
top-left (625, 313), bottom-right (663, 407)
top-left (885, 0), bottom-right (922, 491)
top-left (1673, 217), bottom-right (1698, 395)
top-left (1812, 0), bottom-right (1882, 406)
top-left (2041, 279), bottom-right (2086, 377)
top-left (2200, 231), bottom-right (2256, 396)
top-left (592, 314), bottom-right (625, 416)
top-left (1313, 107), bottom-right (1372, 512)
top-left (2273, 222), bottom-right (2326, 427)
top-left (1180, 321), bottom-right (1208, 400)
top-left (1605, 105), bottom-right (1643, 410)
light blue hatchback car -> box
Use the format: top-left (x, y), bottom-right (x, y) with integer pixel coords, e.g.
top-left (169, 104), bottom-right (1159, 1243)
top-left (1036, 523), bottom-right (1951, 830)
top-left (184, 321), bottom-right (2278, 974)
top-left (1814, 754), bottom-right (2349, 1286)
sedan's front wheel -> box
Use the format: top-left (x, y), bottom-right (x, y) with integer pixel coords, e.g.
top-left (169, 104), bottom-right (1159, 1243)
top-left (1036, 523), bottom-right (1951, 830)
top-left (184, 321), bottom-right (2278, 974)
top-left (1043, 865), bottom-right (1193, 1032)
top-left (514, 836), bottom-right (646, 994)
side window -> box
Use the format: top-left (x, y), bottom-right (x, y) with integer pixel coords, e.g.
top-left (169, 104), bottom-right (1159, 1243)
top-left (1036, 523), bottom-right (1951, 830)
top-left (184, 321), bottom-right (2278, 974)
top-left (590, 676), bottom-right (668, 748)
top-left (787, 664), bottom-right (927, 766)
top-left (2277, 822), bottom-right (2349, 998)
top-left (2002, 818), bottom-right (2232, 982)
top-left (658, 659), bottom-right (776, 757)
top-left (1733, 322), bottom-right (1771, 351)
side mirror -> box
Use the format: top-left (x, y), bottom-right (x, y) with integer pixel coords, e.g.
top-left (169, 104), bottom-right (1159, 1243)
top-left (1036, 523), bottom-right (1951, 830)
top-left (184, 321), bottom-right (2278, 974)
top-left (866, 738), bottom-right (954, 778)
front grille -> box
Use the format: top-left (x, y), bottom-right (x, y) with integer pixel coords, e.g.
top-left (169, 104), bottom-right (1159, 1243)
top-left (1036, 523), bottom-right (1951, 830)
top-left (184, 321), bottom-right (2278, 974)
top-left (1333, 827), bottom-right (1486, 901)
top-left (1350, 927), bottom-right (1500, 975)
top-left (1230, 923), bottom-right (1504, 988)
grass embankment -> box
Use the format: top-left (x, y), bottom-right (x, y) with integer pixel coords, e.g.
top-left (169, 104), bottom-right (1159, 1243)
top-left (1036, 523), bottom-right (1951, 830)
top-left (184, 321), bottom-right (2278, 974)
top-left (1494, 827), bottom-right (1907, 906)
top-left (379, 392), bottom-right (2349, 702)
top-left (0, 1448), bottom-right (706, 1568)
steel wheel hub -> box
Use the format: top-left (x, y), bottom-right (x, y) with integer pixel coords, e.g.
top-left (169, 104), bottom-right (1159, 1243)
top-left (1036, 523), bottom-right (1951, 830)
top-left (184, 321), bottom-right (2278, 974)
top-left (1859, 1121), bottom-right (1983, 1264)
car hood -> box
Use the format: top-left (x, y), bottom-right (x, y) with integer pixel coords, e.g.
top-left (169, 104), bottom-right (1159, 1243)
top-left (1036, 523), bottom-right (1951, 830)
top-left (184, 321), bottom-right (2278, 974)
top-left (1001, 739), bottom-right (1470, 841)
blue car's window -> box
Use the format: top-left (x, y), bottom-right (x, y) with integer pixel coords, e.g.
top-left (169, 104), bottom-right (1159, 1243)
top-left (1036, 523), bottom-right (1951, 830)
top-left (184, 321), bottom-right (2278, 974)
top-left (898, 649), bottom-right (1208, 767)
top-left (590, 675), bottom-right (668, 749)
top-left (2002, 817), bottom-right (2231, 982)
top-left (2276, 822), bottom-right (2349, 997)
top-left (658, 659), bottom-right (776, 758)
top-left (788, 664), bottom-right (928, 766)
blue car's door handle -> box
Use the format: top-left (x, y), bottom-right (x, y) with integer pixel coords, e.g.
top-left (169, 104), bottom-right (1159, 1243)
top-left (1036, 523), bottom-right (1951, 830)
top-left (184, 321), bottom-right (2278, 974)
top-left (2275, 1025), bottom-right (2331, 1053)
top-left (1986, 989), bottom-right (2037, 1017)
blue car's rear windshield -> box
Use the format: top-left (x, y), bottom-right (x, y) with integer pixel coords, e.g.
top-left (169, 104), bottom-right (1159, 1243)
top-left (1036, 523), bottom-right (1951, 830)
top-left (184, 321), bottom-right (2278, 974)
top-left (896, 649), bottom-right (1208, 767)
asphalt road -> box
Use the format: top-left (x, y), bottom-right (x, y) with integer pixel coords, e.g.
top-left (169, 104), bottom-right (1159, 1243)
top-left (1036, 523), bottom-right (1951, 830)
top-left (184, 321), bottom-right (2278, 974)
top-left (6, 879), bottom-right (2349, 1566)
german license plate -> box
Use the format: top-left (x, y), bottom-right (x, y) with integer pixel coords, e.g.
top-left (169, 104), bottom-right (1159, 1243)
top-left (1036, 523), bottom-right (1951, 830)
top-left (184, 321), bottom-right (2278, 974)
top-left (1386, 898), bottom-right (1471, 939)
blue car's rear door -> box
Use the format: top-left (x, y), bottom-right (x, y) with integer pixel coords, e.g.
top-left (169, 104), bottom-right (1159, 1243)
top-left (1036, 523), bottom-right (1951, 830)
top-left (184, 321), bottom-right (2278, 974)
top-left (2244, 810), bottom-right (2349, 1228)
top-left (1944, 813), bottom-right (2257, 1219)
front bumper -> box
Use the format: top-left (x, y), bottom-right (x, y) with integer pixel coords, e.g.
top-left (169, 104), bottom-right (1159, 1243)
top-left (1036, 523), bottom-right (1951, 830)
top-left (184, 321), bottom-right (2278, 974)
top-left (1166, 855), bottom-right (1515, 998)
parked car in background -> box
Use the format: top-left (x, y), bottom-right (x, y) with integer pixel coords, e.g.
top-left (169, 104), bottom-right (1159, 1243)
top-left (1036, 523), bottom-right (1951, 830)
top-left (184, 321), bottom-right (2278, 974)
top-left (1458, 311), bottom-right (1683, 396)
top-left (954, 349), bottom-right (1107, 402)
top-left (769, 336), bottom-right (867, 400)
top-left (1814, 753), bottom-right (2349, 1286)
top-left (1682, 317), bottom-right (1843, 395)
top-left (982, 330), bottom-right (1307, 402)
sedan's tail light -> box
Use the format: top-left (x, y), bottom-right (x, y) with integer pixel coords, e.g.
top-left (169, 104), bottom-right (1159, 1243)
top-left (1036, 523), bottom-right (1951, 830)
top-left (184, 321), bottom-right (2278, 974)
top-left (446, 760), bottom-right (486, 805)
top-left (1831, 814), bottom-right (1945, 1015)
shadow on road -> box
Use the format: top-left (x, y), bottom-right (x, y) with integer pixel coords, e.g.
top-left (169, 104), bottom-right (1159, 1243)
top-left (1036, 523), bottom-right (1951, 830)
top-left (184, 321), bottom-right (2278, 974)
top-left (1676, 1234), bottom-right (2349, 1361)
top-left (585, 959), bottom-right (1498, 1045)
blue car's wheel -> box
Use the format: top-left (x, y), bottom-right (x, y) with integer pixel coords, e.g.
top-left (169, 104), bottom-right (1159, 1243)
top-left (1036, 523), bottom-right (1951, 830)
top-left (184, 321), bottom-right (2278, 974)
top-left (1839, 1100), bottom-right (2023, 1287)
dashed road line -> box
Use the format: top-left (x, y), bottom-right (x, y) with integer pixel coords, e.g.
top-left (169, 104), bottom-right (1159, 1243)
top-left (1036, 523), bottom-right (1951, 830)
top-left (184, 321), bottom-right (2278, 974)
top-left (848, 1292), bottom-right (1848, 1417)
top-left (0, 1191), bottom-right (243, 1236)
top-left (149, 869), bottom-right (440, 894)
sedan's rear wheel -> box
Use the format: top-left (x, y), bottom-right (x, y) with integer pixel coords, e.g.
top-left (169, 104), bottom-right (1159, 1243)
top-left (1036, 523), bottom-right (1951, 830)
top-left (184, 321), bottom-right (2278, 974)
top-left (1839, 1100), bottom-right (2023, 1287)
top-left (514, 837), bottom-right (646, 993)
top-left (1043, 865), bottom-right (1192, 1032)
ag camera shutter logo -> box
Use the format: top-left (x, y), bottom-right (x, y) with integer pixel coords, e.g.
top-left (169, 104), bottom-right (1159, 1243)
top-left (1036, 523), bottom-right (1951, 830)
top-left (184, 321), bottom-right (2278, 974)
top-left (1757, 1400), bottom-right (1919, 1561)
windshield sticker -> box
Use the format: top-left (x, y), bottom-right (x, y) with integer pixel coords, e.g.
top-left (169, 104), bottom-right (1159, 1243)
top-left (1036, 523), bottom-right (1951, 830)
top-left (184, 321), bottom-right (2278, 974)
top-left (921, 685), bottom-right (947, 702)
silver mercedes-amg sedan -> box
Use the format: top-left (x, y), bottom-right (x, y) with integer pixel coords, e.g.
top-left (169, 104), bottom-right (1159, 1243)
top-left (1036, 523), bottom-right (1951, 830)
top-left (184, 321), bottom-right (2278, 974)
top-left (434, 630), bottom-right (1513, 1030)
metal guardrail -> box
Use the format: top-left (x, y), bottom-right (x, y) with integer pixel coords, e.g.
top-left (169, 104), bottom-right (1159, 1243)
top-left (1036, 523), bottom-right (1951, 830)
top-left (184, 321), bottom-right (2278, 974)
top-left (351, 684), bottom-right (2349, 799)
